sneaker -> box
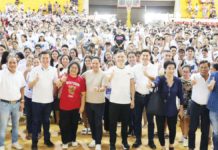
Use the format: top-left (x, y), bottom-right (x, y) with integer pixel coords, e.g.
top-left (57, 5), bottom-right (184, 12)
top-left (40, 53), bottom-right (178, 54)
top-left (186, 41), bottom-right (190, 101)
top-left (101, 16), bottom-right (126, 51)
top-left (0, 146), bottom-right (5, 150)
top-left (122, 143), bottom-right (130, 150)
top-left (12, 142), bottom-right (23, 150)
top-left (87, 128), bottom-right (92, 135)
top-left (88, 140), bottom-right (96, 148)
top-left (95, 144), bottom-right (101, 150)
top-left (62, 143), bottom-right (68, 149)
top-left (179, 136), bottom-right (184, 143)
top-left (81, 128), bottom-right (88, 134)
top-left (72, 141), bottom-right (78, 147)
top-left (148, 142), bottom-right (156, 149)
top-left (31, 143), bottom-right (38, 150)
top-left (110, 144), bottom-right (116, 150)
top-left (183, 138), bottom-right (188, 147)
top-left (44, 140), bottom-right (54, 147)
top-left (132, 141), bottom-right (142, 148)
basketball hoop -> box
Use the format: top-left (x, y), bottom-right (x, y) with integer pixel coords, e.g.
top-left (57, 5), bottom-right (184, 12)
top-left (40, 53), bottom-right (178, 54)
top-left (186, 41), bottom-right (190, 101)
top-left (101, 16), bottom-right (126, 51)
top-left (126, 0), bottom-right (133, 9)
top-left (117, 0), bottom-right (141, 28)
top-left (117, 0), bottom-right (140, 8)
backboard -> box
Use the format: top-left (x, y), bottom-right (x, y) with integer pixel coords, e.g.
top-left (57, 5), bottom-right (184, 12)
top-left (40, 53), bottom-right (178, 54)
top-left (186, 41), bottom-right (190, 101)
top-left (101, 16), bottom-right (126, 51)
top-left (117, 0), bottom-right (141, 8)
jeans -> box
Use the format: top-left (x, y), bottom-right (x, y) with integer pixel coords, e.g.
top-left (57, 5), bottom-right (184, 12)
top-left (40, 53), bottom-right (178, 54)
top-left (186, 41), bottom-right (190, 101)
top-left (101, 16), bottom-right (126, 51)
top-left (134, 92), bottom-right (154, 143)
top-left (188, 100), bottom-right (210, 150)
top-left (32, 102), bottom-right (52, 144)
top-left (209, 111), bottom-right (218, 150)
top-left (109, 102), bottom-right (130, 145)
top-left (0, 101), bottom-right (20, 146)
top-left (59, 109), bottom-right (79, 144)
top-left (85, 103), bottom-right (105, 144)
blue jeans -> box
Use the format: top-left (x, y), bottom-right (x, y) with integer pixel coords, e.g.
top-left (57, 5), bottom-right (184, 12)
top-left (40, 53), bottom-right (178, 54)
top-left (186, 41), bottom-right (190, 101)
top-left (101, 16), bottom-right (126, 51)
top-left (210, 111), bottom-right (218, 150)
top-left (0, 101), bottom-right (20, 146)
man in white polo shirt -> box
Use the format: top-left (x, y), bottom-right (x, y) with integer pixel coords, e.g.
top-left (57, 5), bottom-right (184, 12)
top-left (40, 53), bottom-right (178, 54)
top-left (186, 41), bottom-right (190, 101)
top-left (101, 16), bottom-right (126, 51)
top-left (0, 55), bottom-right (25, 150)
top-left (132, 49), bottom-right (158, 149)
top-left (28, 51), bottom-right (58, 150)
top-left (189, 60), bottom-right (210, 150)
top-left (107, 50), bottom-right (135, 150)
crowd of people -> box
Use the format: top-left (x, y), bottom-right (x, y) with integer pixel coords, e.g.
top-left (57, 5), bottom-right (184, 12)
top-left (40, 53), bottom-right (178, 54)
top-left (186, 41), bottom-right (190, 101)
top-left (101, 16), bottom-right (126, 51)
top-left (0, 2), bottom-right (218, 150)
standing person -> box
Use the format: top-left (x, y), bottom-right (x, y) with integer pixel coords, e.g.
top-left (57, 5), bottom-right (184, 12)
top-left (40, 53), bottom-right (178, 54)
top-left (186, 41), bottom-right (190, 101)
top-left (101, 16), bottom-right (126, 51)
top-left (132, 49), bottom-right (157, 149)
top-left (188, 60), bottom-right (210, 150)
top-left (0, 55), bottom-right (25, 150)
top-left (24, 55), bottom-right (41, 140)
top-left (207, 63), bottom-right (218, 150)
top-left (82, 57), bottom-right (107, 150)
top-left (103, 60), bottom-right (115, 132)
top-left (28, 51), bottom-right (58, 150)
top-left (107, 50), bottom-right (135, 150)
top-left (81, 55), bottom-right (92, 135)
top-left (113, 29), bottom-right (126, 50)
top-left (150, 61), bottom-right (184, 150)
top-left (57, 61), bottom-right (86, 149)
top-left (179, 65), bottom-right (192, 147)
top-left (126, 52), bottom-right (137, 136)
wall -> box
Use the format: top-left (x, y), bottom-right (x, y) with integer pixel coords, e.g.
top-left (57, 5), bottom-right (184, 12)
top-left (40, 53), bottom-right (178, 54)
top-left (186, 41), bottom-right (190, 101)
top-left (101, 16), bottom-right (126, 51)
top-left (0, 0), bottom-right (69, 12)
top-left (89, 5), bottom-right (174, 23)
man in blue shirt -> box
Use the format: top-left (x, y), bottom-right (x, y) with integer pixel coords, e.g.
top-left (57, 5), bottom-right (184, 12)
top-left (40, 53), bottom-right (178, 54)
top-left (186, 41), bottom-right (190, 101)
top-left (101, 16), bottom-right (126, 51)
top-left (207, 63), bottom-right (218, 150)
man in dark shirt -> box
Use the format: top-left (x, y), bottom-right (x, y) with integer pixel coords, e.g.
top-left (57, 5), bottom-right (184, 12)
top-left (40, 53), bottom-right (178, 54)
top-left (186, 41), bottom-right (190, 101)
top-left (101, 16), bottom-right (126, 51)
top-left (114, 28), bottom-right (126, 50)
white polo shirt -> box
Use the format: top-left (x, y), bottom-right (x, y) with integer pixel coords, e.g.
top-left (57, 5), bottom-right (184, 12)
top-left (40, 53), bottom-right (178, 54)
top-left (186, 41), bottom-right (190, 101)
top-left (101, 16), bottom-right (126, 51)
top-left (133, 63), bottom-right (158, 95)
top-left (107, 66), bottom-right (134, 104)
top-left (191, 73), bottom-right (210, 105)
top-left (0, 68), bottom-right (25, 101)
top-left (29, 66), bottom-right (58, 104)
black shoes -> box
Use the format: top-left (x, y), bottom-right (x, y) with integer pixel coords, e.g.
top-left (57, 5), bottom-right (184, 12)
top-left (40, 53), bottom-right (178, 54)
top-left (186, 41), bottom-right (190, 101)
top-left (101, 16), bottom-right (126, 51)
top-left (132, 141), bottom-right (142, 148)
top-left (148, 142), bottom-right (156, 149)
top-left (44, 140), bottom-right (54, 147)
top-left (31, 144), bottom-right (38, 150)
top-left (110, 144), bottom-right (116, 150)
top-left (122, 142), bottom-right (130, 150)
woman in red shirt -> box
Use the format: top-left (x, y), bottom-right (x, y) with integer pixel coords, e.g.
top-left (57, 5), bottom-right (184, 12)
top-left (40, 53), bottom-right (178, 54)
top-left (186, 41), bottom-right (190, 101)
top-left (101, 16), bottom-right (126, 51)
top-left (57, 61), bottom-right (86, 149)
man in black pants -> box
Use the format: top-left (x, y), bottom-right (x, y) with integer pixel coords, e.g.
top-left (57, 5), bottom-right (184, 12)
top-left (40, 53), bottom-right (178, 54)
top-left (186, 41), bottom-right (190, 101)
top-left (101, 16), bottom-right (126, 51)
top-left (82, 57), bottom-right (107, 150)
top-left (28, 51), bottom-right (58, 150)
top-left (107, 50), bottom-right (135, 150)
top-left (189, 61), bottom-right (210, 150)
top-left (132, 49), bottom-right (157, 149)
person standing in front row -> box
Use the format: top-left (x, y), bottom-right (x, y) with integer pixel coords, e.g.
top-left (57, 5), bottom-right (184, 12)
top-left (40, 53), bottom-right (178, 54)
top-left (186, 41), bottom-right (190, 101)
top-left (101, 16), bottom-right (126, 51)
top-left (107, 50), bottom-right (135, 150)
top-left (189, 60), bottom-right (210, 150)
top-left (207, 63), bottom-right (218, 150)
top-left (132, 49), bottom-right (157, 149)
top-left (57, 61), bottom-right (86, 149)
top-left (150, 61), bottom-right (184, 150)
top-left (28, 51), bottom-right (58, 150)
top-left (82, 57), bottom-right (107, 150)
top-left (0, 55), bottom-right (25, 150)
